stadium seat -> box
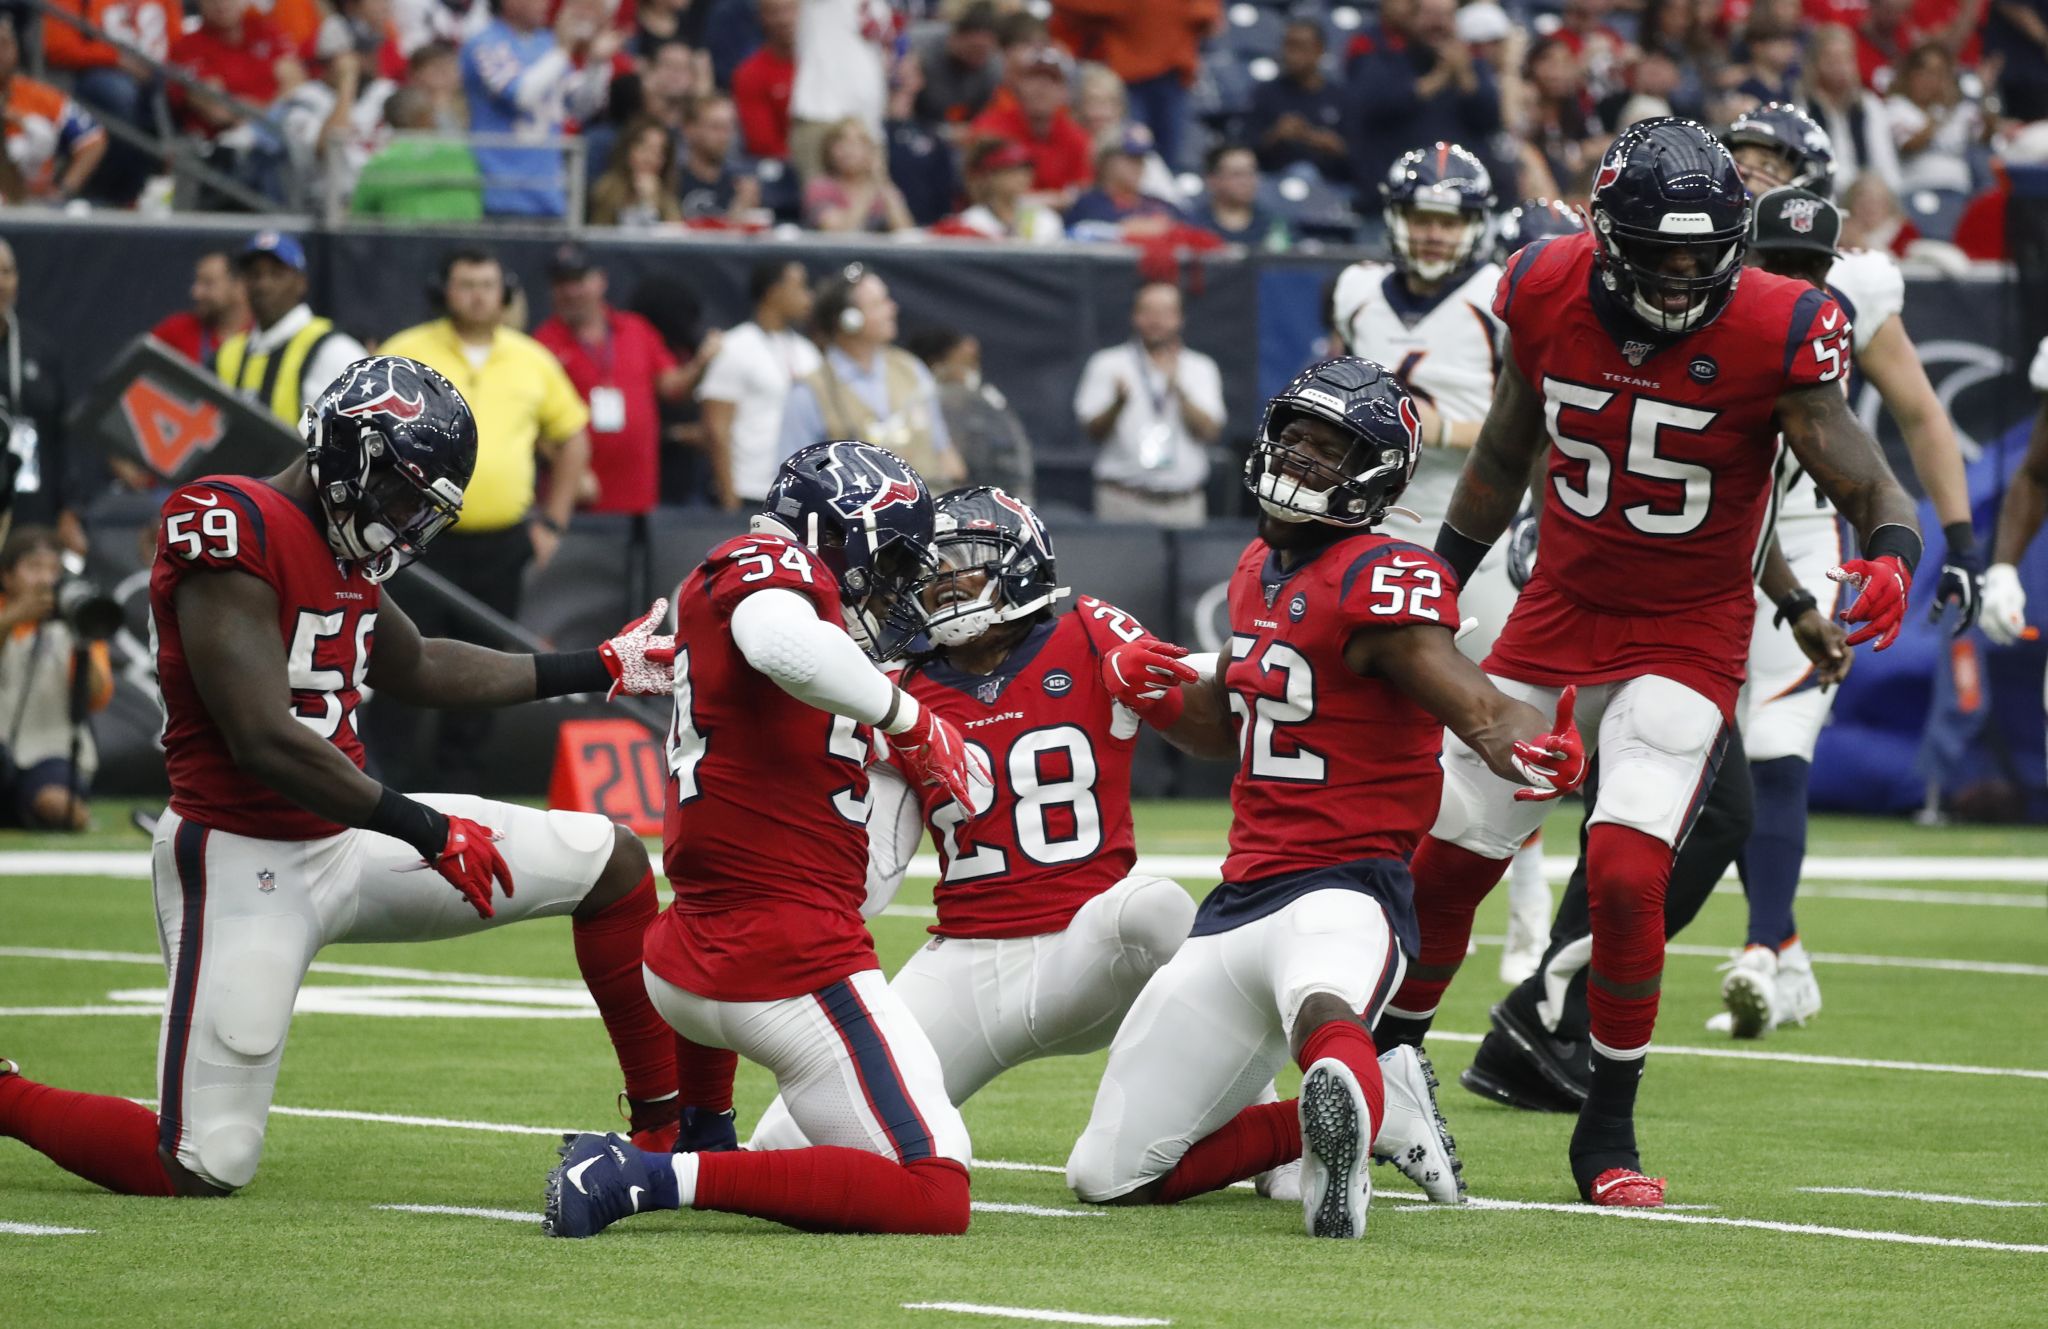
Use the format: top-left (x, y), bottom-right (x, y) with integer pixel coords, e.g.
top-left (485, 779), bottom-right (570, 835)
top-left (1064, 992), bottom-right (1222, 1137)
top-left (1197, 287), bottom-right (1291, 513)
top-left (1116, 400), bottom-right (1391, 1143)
top-left (1906, 187), bottom-right (1972, 242)
top-left (1218, 3), bottom-right (1287, 60)
top-left (1262, 164), bottom-right (1358, 243)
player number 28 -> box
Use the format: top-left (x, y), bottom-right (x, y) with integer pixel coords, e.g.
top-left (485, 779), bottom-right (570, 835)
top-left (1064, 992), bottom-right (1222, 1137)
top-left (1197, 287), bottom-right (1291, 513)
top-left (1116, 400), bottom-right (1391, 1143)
top-left (165, 505), bottom-right (240, 561)
top-left (931, 725), bottom-right (1104, 881)
top-left (1543, 377), bottom-right (1717, 537)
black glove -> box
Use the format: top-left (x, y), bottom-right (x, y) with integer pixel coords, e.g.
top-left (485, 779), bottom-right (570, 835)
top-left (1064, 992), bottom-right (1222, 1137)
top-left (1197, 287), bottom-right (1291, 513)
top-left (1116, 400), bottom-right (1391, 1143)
top-left (1928, 521), bottom-right (1983, 639)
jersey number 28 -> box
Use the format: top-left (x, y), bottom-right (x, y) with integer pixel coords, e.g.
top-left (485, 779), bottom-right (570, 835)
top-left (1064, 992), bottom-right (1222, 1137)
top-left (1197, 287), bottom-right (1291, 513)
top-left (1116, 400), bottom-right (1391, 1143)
top-left (930, 725), bottom-right (1103, 882)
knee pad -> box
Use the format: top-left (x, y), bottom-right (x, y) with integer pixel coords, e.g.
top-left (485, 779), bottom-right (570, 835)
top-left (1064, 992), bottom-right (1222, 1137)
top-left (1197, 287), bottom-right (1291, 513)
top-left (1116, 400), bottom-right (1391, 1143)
top-left (191, 1121), bottom-right (265, 1192)
top-left (209, 918), bottom-right (308, 1059)
top-left (1591, 681), bottom-right (1723, 841)
top-left (1110, 876), bottom-right (1196, 964)
top-left (1428, 741), bottom-right (1531, 858)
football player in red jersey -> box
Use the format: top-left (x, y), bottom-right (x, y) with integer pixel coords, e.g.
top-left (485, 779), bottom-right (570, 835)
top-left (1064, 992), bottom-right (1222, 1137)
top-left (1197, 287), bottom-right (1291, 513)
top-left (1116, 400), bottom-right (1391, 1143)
top-left (1381, 118), bottom-right (1922, 1208)
top-left (744, 485), bottom-right (1199, 1150)
top-left (1064, 358), bottom-right (1588, 1239)
top-left (543, 441), bottom-right (993, 1240)
top-left (0, 356), bottom-right (686, 1198)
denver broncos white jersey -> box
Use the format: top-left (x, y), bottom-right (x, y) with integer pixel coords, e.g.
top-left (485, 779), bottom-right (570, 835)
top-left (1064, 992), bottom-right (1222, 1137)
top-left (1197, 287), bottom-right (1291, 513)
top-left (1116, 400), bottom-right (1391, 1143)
top-left (1766, 247), bottom-right (1906, 538)
top-left (1332, 259), bottom-right (1505, 526)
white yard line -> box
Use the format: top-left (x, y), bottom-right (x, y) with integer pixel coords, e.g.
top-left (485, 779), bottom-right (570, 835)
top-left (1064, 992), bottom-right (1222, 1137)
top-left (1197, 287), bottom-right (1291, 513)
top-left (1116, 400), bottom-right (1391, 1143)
top-left (0, 1221), bottom-right (95, 1235)
top-left (904, 1304), bottom-right (1170, 1327)
top-left (1447, 1195), bottom-right (2048, 1253)
top-left (1422, 1031), bottom-right (2048, 1082)
top-left (378, 1203), bottom-right (536, 1223)
top-left (0, 946), bottom-right (585, 989)
top-left (1468, 936), bottom-right (2048, 979)
top-left (1798, 1188), bottom-right (2047, 1208)
top-left (969, 1202), bottom-right (1103, 1219)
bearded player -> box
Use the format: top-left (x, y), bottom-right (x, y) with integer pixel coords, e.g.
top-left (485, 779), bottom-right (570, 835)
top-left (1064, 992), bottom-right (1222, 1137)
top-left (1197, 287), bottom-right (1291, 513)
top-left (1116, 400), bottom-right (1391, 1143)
top-left (745, 485), bottom-right (1198, 1155)
top-left (542, 441), bottom-right (992, 1239)
top-left (1065, 357), bottom-right (1587, 1239)
top-left (1718, 102), bottom-right (1981, 1035)
top-left (0, 356), bottom-right (685, 1198)
top-left (1378, 118), bottom-right (1921, 1207)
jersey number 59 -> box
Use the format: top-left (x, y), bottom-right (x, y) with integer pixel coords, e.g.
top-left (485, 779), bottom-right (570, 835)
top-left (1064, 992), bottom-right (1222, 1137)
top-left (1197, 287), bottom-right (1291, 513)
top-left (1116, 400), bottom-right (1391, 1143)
top-left (166, 506), bottom-right (240, 561)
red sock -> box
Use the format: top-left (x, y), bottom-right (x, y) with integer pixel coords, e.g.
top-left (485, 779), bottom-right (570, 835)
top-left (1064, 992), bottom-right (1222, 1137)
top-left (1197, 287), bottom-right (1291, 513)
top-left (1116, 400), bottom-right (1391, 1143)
top-left (693, 1148), bottom-right (970, 1235)
top-left (1296, 1020), bottom-right (1385, 1141)
top-left (1156, 1101), bottom-right (1301, 1204)
top-left (1388, 837), bottom-right (1510, 1018)
top-left (572, 871), bottom-right (674, 1103)
top-left (676, 1036), bottom-right (736, 1114)
top-left (0, 1075), bottom-right (177, 1196)
top-left (1584, 824), bottom-right (1673, 1054)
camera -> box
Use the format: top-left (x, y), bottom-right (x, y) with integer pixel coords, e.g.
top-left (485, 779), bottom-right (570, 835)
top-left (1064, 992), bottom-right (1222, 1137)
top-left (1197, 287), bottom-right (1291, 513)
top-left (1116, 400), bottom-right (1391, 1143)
top-left (55, 573), bottom-right (122, 640)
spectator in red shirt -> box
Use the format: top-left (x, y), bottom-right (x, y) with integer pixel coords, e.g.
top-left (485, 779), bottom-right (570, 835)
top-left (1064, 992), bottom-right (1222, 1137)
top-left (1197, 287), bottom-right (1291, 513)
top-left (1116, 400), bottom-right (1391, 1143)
top-left (969, 47), bottom-right (1094, 200)
top-left (1048, 0), bottom-right (1219, 169)
top-left (168, 0), bottom-right (299, 135)
top-left (531, 243), bottom-right (696, 524)
top-left (1857, 0), bottom-right (1987, 88)
top-left (732, 0), bottom-right (795, 158)
top-left (150, 251), bottom-right (250, 365)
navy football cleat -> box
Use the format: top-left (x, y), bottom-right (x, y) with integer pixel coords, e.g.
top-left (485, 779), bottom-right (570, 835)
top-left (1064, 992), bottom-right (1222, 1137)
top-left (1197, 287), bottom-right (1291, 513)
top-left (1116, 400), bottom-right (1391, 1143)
top-left (680, 1106), bottom-right (739, 1153)
top-left (542, 1132), bottom-right (660, 1239)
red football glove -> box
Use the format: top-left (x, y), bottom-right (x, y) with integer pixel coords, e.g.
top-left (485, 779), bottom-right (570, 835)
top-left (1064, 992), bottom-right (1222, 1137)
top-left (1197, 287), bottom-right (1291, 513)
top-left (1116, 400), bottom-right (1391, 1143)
top-left (887, 704), bottom-right (991, 815)
top-left (599, 597), bottom-right (677, 699)
top-left (1828, 556), bottom-right (1912, 650)
top-left (1100, 637), bottom-right (1201, 726)
top-left (1511, 685), bottom-right (1587, 803)
top-left (430, 815), bottom-right (514, 919)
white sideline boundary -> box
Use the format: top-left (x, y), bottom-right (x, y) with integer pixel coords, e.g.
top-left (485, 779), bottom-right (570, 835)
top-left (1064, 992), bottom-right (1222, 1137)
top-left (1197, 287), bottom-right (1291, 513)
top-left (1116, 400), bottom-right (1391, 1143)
top-left (1421, 1030), bottom-right (2048, 1082)
top-left (377, 1199), bottom-right (1099, 1224)
top-left (1446, 1195), bottom-right (2048, 1253)
top-left (0, 1221), bottom-right (95, 1235)
top-left (1799, 1188), bottom-right (2047, 1208)
top-left (904, 1305), bottom-right (1170, 1326)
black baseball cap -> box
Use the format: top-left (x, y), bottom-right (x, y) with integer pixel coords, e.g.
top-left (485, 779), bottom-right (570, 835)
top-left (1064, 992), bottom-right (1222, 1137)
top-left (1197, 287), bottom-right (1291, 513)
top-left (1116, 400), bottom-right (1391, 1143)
top-left (548, 242), bottom-right (597, 281)
top-left (1749, 185), bottom-right (1841, 259)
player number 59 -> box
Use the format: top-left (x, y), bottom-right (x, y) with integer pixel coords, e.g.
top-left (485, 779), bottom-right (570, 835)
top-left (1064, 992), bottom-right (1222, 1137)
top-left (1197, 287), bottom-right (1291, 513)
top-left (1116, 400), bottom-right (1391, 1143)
top-left (165, 506), bottom-right (239, 561)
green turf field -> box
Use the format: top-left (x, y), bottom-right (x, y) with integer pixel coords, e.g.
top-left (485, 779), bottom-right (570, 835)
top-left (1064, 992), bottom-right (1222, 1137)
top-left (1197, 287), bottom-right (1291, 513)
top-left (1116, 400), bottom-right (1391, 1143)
top-left (3, 800), bottom-right (2046, 1328)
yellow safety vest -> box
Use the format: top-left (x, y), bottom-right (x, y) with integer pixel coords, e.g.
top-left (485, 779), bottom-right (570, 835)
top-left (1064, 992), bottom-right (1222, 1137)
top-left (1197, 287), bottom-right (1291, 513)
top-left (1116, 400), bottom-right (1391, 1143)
top-left (214, 317), bottom-right (339, 424)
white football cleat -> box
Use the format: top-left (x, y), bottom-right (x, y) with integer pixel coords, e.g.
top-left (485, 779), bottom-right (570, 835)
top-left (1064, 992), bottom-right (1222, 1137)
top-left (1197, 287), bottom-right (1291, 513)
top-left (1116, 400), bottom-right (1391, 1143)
top-left (1254, 1159), bottom-right (1302, 1202)
top-left (1718, 946), bottom-right (1779, 1039)
top-left (1299, 1059), bottom-right (1372, 1238)
top-left (1774, 941), bottom-right (1822, 1027)
top-left (1371, 1044), bottom-right (1465, 1203)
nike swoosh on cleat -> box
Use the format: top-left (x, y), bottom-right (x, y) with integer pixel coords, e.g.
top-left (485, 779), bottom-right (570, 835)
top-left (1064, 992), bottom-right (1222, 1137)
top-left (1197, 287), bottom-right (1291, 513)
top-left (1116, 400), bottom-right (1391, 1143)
top-left (565, 1156), bottom-right (600, 1195)
top-left (1594, 1174), bottom-right (1640, 1197)
top-left (628, 1186), bottom-right (645, 1213)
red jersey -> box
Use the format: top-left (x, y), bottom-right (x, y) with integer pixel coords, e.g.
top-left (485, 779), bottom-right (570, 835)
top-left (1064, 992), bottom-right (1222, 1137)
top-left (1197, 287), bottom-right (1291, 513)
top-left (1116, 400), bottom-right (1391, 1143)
top-left (644, 534), bottom-right (879, 1002)
top-left (896, 597), bottom-right (1150, 940)
top-left (152, 310), bottom-right (247, 365)
top-left (1220, 533), bottom-right (1460, 886)
top-left (150, 477), bottom-right (377, 840)
top-left (732, 46), bottom-right (793, 160)
top-left (1487, 230), bottom-right (1849, 718)
top-left (531, 309), bottom-right (677, 517)
top-left (968, 101), bottom-right (1094, 193)
top-left (169, 14), bottom-right (292, 130)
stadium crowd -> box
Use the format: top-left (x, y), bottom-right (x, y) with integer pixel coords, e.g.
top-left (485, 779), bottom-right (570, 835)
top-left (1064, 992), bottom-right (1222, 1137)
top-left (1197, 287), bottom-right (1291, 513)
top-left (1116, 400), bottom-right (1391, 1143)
top-left (0, 0), bottom-right (2042, 255)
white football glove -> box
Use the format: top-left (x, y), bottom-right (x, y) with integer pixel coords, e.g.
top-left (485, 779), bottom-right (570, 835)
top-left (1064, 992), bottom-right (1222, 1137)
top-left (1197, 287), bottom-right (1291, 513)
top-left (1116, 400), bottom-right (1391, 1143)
top-left (1979, 563), bottom-right (2028, 646)
top-left (599, 598), bottom-right (677, 698)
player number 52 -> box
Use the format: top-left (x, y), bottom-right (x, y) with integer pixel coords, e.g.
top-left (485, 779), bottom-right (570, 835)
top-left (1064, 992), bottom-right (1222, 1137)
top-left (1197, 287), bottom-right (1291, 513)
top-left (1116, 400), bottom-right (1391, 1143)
top-left (165, 506), bottom-right (239, 561)
top-left (1812, 332), bottom-right (1844, 383)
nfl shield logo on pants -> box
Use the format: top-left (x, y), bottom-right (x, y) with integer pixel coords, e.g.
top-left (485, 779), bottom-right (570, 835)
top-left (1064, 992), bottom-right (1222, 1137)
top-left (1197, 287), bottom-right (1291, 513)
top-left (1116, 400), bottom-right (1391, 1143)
top-left (256, 869), bottom-right (276, 893)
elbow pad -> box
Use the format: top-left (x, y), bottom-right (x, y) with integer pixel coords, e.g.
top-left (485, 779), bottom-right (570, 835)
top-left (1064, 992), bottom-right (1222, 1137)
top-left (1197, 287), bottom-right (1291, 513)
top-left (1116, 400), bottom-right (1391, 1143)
top-left (731, 589), bottom-right (831, 690)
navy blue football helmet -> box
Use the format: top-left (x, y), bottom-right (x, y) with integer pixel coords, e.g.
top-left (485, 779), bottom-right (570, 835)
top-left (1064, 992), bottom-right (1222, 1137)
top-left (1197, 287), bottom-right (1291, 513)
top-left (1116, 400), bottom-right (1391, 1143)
top-left (1381, 142), bottom-right (1496, 282)
top-left (759, 440), bottom-right (938, 660)
top-left (1494, 197), bottom-right (1587, 265)
top-left (1246, 357), bottom-right (1421, 529)
top-left (922, 486), bottom-right (1066, 649)
top-left (1724, 102), bottom-right (1837, 199)
top-left (1588, 117), bottom-right (1751, 334)
top-left (303, 355), bottom-right (475, 583)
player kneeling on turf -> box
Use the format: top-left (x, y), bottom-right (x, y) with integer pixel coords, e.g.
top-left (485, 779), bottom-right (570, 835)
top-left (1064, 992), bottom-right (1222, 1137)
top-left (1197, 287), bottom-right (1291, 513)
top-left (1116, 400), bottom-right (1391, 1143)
top-left (0, 357), bottom-right (686, 1197)
top-left (542, 441), bottom-right (992, 1239)
top-left (1064, 358), bottom-right (1588, 1238)
top-left (748, 485), bottom-right (1197, 1149)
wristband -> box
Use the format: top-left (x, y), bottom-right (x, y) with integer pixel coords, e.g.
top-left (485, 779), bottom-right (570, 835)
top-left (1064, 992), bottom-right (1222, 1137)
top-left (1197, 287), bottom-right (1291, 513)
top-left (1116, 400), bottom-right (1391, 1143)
top-left (1862, 523), bottom-right (1923, 574)
top-left (1942, 521), bottom-right (1982, 570)
top-left (534, 650), bottom-right (613, 698)
top-left (881, 688), bottom-right (921, 736)
top-left (366, 785), bottom-right (448, 861)
top-left (1433, 522), bottom-right (1491, 586)
top-left (534, 514), bottom-right (566, 535)
top-left (1773, 588), bottom-right (1819, 629)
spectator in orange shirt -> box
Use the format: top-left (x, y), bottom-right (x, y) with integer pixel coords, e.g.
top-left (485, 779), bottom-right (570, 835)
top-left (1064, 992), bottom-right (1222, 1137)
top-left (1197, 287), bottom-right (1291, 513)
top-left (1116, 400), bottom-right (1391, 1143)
top-left (40, 0), bottom-right (177, 202)
top-left (733, 0), bottom-right (796, 158)
top-left (150, 251), bottom-right (252, 365)
top-left (968, 47), bottom-right (1094, 201)
top-left (1048, 0), bottom-right (1220, 170)
top-left (0, 18), bottom-right (107, 204)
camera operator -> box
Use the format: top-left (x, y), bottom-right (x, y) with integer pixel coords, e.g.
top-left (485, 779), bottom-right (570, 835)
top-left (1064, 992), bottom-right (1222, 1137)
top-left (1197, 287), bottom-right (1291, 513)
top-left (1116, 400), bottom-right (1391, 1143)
top-left (0, 240), bottom-right (86, 556)
top-left (0, 526), bottom-right (113, 830)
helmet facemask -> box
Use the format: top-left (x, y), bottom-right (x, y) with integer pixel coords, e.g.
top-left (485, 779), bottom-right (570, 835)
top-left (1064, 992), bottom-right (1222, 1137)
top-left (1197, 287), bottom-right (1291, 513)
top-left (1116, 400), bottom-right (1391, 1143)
top-left (304, 409), bottom-right (464, 583)
top-left (1246, 404), bottom-right (1412, 529)
top-left (843, 529), bottom-right (936, 661)
top-left (920, 527), bottom-right (1065, 649)
top-left (1391, 202), bottom-right (1488, 283)
top-left (1595, 213), bottom-right (1748, 334)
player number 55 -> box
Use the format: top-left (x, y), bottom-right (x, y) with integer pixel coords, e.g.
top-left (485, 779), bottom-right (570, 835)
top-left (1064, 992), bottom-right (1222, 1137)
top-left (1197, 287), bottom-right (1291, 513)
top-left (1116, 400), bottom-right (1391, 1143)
top-left (166, 506), bottom-right (239, 561)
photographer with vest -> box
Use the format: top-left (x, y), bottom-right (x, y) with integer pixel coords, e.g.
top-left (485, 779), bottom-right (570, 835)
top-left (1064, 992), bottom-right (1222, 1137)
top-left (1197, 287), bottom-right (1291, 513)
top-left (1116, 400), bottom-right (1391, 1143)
top-left (775, 263), bottom-right (965, 486)
top-left (211, 232), bottom-right (367, 426)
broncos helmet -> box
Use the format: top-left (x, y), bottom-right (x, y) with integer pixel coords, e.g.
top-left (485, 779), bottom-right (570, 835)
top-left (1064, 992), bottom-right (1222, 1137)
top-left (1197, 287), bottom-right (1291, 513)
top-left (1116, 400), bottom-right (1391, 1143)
top-left (1245, 357), bottom-right (1421, 529)
top-left (922, 486), bottom-right (1067, 649)
top-left (1494, 197), bottom-right (1587, 264)
top-left (303, 355), bottom-right (475, 583)
top-left (1381, 142), bottom-right (1496, 282)
top-left (1724, 102), bottom-right (1837, 199)
top-left (758, 440), bottom-right (938, 660)
top-left (1588, 117), bottom-right (1751, 335)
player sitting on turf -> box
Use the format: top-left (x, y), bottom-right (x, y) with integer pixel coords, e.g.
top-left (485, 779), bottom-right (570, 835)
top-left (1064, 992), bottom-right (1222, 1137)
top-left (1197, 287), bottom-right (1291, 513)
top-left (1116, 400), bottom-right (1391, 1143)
top-left (1065, 357), bottom-right (1589, 1238)
top-left (745, 484), bottom-right (1199, 1150)
top-left (542, 440), bottom-right (991, 1239)
top-left (0, 356), bottom-right (685, 1197)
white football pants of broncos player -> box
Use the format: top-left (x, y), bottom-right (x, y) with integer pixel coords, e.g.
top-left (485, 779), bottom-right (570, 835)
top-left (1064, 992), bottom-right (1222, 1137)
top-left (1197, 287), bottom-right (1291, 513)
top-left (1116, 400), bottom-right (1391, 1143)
top-left (152, 798), bottom-right (621, 1192)
top-left (748, 764), bottom-right (1195, 1149)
